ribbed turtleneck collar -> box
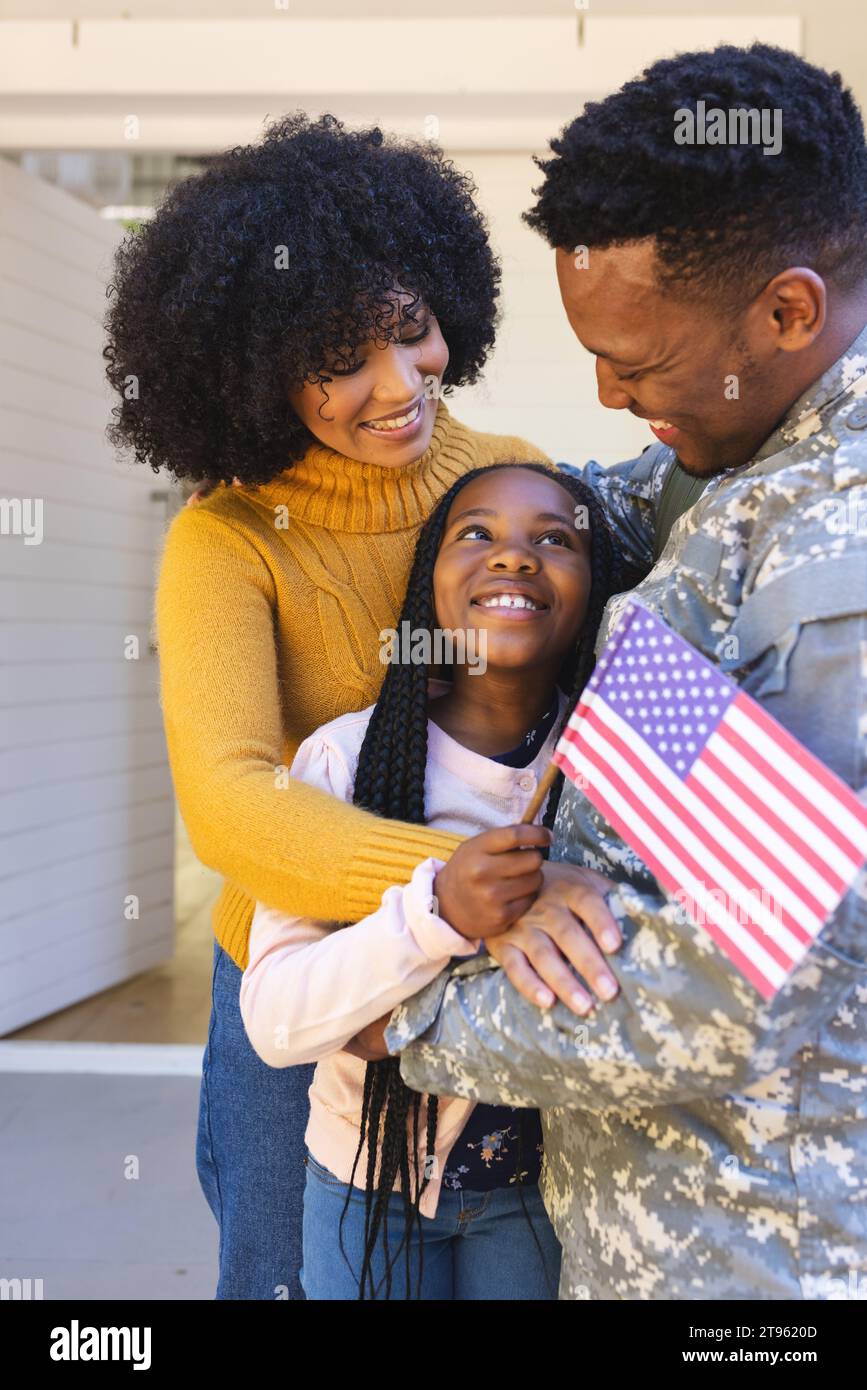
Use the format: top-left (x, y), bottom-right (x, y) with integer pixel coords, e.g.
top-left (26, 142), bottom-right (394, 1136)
top-left (249, 400), bottom-right (476, 533)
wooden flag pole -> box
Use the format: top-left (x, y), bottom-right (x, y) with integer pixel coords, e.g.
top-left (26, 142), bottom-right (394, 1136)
top-left (520, 760), bottom-right (560, 825)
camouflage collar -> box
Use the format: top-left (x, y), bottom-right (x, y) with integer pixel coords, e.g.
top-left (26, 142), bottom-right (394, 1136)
top-left (755, 318), bottom-right (867, 459)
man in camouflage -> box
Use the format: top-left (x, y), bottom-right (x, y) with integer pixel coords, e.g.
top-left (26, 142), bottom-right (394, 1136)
top-left (384, 45), bottom-right (867, 1299)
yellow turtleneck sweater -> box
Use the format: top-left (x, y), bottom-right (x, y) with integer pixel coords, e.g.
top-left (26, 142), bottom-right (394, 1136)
top-left (155, 401), bottom-right (552, 969)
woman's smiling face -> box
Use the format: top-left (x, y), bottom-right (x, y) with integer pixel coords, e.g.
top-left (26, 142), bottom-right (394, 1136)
top-left (288, 288), bottom-right (449, 467)
top-left (433, 467), bottom-right (592, 677)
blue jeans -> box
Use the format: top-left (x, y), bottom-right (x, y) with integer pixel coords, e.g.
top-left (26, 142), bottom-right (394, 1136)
top-left (196, 940), bottom-right (314, 1300)
top-left (301, 1149), bottom-right (562, 1300)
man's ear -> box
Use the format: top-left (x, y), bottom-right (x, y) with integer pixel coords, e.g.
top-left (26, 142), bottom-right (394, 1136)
top-left (753, 267), bottom-right (827, 353)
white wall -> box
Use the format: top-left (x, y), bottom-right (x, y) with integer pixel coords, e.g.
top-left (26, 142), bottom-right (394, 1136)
top-left (0, 157), bottom-right (176, 1033)
top-left (448, 153), bottom-right (650, 469)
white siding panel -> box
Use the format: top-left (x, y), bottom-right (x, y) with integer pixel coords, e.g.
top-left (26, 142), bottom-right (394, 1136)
top-left (449, 152), bottom-right (649, 467)
top-left (2, 728), bottom-right (167, 790)
top-left (1, 767), bottom-right (173, 836)
top-left (0, 321), bottom-right (109, 393)
top-left (0, 577), bottom-right (156, 622)
top-left (0, 935), bottom-right (175, 1037)
top-left (0, 867), bottom-right (172, 958)
top-left (0, 235), bottom-right (109, 311)
top-left (0, 831), bottom-right (173, 926)
top-left (4, 695), bottom-right (164, 750)
top-left (3, 442), bottom-right (156, 502)
top-left (1, 156), bottom-right (175, 1031)
top-left (2, 276), bottom-right (106, 355)
top-left (2, 798), bottom-right (173, 884)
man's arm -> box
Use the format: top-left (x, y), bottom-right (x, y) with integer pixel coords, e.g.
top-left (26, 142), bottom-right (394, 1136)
top-left (387, 549), bottom-right (867, 1112)
top-left (387, 872), bottom-right (865, 1111)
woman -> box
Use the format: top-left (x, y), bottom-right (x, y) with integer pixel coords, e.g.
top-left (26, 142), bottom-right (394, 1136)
top-left (104, 112), bottom-right (553, 1299)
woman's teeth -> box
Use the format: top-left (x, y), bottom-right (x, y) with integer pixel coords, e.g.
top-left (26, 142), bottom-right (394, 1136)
top-left (477, 593), bottom-right (542, 610)
top-left (363, 401), bottom-right (422, 432)
top-left (650, 419), bottom-right (674, 430)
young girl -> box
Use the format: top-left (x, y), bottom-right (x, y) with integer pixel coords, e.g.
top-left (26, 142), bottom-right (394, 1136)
top-left (108, 112), bottom-right (554, 1298)
top-left (240, 462), bottom-right (626, 1299)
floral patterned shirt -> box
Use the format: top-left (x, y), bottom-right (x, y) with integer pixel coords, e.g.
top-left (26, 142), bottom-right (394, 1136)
top-left (441, 692), bottom-right (560, 1191)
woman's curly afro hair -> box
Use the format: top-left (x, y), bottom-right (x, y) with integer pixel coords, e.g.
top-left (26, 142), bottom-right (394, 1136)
top-left (524, 43), bottom-right (867, 307)
top-left (104, 112), bottom-right (500, 486)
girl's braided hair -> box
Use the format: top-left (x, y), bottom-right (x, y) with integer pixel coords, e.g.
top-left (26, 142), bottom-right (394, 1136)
top-left (341, 461), bottom-right (635, 1299)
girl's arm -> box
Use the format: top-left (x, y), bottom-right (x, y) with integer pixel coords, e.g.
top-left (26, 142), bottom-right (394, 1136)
top-left (155, 503), bottom-right (463, 930)
top-left (239, 858), bottom-right (481, 1068)
top-left (239, 722), bottom-right (479, 1067)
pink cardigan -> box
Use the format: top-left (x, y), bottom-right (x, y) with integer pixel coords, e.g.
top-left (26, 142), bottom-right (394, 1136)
top-left (240, 687), bottom-right (565, 1218)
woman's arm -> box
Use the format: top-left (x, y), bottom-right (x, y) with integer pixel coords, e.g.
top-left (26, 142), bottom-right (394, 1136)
top-left (155, 503), bottom-right (463, 926)
top-left (240, 858), bottom-right (481, 1067)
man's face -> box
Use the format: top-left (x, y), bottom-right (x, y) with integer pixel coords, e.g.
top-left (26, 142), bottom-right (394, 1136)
top-left (555, 241), bottom-right (783, 477)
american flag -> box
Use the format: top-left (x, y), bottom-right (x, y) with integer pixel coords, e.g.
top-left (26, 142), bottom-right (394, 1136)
top-left (553, 603), bottom-right (867, 999)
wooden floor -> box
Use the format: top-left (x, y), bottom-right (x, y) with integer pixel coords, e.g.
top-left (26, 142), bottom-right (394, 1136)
top-left (6, 814), bottom-right (220, 1045)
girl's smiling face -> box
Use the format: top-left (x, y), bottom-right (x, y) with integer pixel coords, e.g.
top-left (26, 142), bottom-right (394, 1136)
top-left (433, 467), bottom-right (592, 677)
top-left (288, 288), bottom-right (449, 467)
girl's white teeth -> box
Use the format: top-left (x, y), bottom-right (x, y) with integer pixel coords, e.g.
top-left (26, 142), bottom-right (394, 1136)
top-left (364, 402), bottom-right (421, 432)
top-left (478, 593), bottom-right (542, 610)
top-left (650, 419), bottom-right (674, 430)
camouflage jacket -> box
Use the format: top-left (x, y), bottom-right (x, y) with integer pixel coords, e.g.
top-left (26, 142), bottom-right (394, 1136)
top-left (386, 324), bottom-right (867, 1301)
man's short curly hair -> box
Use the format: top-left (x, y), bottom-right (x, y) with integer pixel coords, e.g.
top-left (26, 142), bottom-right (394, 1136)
top-left (104, 113), bottom-right (500, 485)
top-left (524, 43), bottom-right (867, 306)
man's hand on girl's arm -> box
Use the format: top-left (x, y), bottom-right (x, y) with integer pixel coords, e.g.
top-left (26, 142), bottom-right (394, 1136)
top-left (434, 829), bottom-right (622, 1013)
top-left (341, 830), bottom-right (625, 1059)
top-left (486, 861), bottom-right (621, 1014)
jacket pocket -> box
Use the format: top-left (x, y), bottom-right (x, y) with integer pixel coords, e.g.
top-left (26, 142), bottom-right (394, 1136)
top-left (718, 554), bottom-right (867, 696)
